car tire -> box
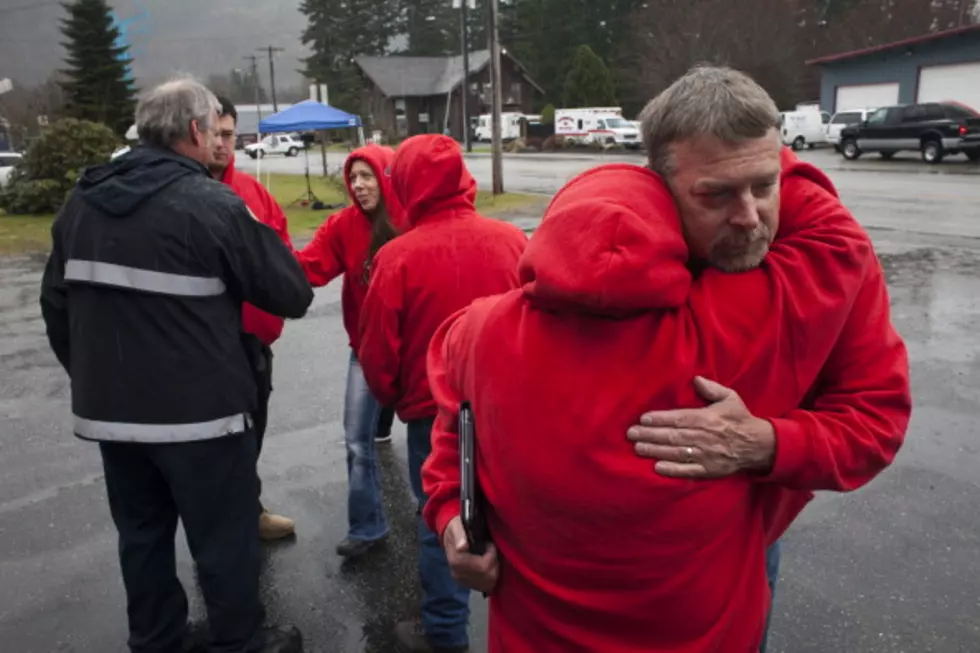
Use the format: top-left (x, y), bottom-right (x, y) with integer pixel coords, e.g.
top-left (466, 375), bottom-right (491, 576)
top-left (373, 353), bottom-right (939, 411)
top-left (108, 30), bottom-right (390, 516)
top-left (792, 136), bottom-right (806, 151)
top-left (248, 152), bottom-right (257, 160)
top-left (841, 139), bottom-right (860, 160)
top-left (880, 152), bottom-right (895, 160)
top-left (921, 139), bottom-right (944, 164)
top-left (967, 151), bottom-right (980, 162)
top-left (288, 147), bottom-right (299, 157)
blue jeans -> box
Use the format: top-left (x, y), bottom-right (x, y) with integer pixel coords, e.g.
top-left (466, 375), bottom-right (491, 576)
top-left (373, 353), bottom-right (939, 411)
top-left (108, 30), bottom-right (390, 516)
top-left (343, 352), bottom-right (390, 542)
top-left (760, 540), bottom-right (781, 653)
top-left (407, 417), bottom-right (470, 649)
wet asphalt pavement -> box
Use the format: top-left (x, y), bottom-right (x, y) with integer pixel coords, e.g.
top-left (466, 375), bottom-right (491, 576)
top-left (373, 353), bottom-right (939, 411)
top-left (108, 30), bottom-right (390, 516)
top-left (2, 154), bottom-right (980, 653)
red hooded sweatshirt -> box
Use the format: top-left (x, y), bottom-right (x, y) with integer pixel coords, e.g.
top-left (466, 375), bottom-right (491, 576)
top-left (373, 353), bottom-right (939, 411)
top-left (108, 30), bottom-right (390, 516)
top-left (358, 134), bottom-right (528, 421)
top-left (421, 155), bottom-right (911, 653)
top-left (295, 144), bottom-right (407, 352)
top-left (220, 158), bottom-right (295, 345)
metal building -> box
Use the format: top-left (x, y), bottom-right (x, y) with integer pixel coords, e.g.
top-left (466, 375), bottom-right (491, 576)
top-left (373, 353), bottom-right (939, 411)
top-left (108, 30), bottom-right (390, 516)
top-left (808, 24), bottom-right (980, 115)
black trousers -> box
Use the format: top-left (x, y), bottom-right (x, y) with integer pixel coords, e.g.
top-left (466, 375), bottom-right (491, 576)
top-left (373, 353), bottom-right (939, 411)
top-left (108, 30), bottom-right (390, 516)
top-left (100, 433), bottom-right (265, 653)
top-left (251, 344), bottom-right (274, 512)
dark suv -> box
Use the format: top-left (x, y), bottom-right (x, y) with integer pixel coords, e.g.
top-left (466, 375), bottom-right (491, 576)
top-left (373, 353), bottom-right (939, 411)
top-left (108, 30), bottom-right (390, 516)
top-left (839, 102), bottom-right (980, 163)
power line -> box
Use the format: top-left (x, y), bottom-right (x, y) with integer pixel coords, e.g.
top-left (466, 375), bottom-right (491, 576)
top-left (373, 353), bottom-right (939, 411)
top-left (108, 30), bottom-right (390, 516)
top-left (242, 55), bottom-right (263, 121)
top-left (257, 46), bottom-right (285, 112)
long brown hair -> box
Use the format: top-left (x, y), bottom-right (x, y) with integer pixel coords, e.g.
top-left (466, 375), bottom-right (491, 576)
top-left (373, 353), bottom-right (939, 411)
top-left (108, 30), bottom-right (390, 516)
top-left (362, 201), bottom-right (399, 285)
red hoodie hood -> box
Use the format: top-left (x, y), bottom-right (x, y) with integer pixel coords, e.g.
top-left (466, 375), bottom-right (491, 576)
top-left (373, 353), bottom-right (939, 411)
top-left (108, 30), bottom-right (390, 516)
top-left (519, 164), bottom-right (691, 317)
top-left (391, 134), bottom-right (478, 227)
top-left (344, 144), bottom-right (407, 229)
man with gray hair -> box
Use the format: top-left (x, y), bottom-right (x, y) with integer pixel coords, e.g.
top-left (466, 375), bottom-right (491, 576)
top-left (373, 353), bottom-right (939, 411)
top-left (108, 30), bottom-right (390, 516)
top-left (40, 77), bottom-right (312, 652)
top-left (627, 66), bottom-right (910, 650)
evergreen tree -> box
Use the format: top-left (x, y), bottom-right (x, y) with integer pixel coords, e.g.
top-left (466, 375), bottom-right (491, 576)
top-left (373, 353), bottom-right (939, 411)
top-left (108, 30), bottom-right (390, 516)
top-left (300, 0), bottom-right (399, 112)
top-left (59, 0), bottom-right (137, 137)
top-left (466, 1), bottom-right (488, 54)
top-left (563, 45), bottom-right (616, 108)
top-left (501, 0), bottom-right (642, 105)
top-left (402, 0), bottom-right (458, 55)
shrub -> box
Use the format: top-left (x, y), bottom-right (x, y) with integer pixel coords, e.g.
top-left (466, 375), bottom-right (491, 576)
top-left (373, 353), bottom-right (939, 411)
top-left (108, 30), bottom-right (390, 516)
top-left (541, 134), bottom-right (566, 151)
top-left (525, 136), bottom-right (544, 151)
top-left (540, 104), bottom-right (556, 125)
top-left (0, 118), bottom-right (119, 215)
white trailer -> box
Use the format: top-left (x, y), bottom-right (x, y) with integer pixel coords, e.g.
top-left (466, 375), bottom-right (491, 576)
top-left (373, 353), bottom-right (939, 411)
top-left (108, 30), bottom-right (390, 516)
top-left (474, 113), bottom-right (524, 142)
top-left (554, 107), bottom-right (641, 148)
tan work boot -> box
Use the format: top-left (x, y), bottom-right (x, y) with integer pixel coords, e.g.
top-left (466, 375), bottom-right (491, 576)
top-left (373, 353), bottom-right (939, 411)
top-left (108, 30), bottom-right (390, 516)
top-left (259, 510), bottom-right (295, 541)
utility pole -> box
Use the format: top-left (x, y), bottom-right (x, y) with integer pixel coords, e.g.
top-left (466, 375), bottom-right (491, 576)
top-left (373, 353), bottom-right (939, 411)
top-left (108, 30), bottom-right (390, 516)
top-left (487, 0), bottom-right (504, 195)
top-left (243, 55), bottom-right (263, 123)
top-left (258, 45), bottom-right (285, 112)
top-left (456, 0), bottom-right (473, 152)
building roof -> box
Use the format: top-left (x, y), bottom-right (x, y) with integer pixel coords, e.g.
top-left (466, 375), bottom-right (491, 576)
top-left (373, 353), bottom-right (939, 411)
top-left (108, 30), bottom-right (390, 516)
top-left (355, 50), bottom-right (544, 97)
top-left (807, 23), bottom-right (980, 66)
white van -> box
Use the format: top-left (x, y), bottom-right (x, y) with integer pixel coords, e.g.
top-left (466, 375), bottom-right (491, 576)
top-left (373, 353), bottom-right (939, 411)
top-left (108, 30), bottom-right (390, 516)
top-left (780, 110), bottom-right (830, 150)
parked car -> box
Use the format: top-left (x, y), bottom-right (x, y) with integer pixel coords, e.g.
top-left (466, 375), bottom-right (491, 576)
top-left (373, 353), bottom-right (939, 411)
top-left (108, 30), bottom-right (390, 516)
top-left (0, 151), bottom-right (22, 188)
top-left (838, 102), bottom-right (980, 163)
top-left (244, 134), bottom-right (306, 159)
top-left (826, 108), bottom-right (876, 151)
top-left (780, 109), bottom-right (830, 150)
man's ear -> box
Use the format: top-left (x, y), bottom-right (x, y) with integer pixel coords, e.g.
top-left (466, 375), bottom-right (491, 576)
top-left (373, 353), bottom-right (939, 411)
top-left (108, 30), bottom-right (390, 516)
top-left (189, 119), bottom-right (203, 147)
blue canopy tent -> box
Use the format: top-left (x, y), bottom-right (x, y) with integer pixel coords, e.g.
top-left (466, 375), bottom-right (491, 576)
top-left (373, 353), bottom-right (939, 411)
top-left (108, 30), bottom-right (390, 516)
top-left (258, 100), bottom-right (362, 133)
top-left (256, 100), bottom-right (364, 207)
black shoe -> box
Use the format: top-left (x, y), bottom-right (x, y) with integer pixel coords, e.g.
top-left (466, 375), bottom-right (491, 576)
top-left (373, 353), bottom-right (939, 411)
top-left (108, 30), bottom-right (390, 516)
top-left (394, 620), bottom-right (468, 653)
top-left (336, 536), bottom-right (386, 558)
top-left (261, 625), bottom-right (303, 653)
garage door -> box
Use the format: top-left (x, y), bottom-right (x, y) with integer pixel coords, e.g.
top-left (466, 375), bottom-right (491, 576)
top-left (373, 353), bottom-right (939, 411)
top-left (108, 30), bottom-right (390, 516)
top-left (917, 62), bottom-right (980, 115)
top-left (835, 83), bottom-right (900, 112)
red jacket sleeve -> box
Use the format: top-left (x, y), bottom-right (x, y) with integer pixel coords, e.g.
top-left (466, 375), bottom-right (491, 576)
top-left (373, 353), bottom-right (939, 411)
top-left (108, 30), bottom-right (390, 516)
top-left (264, 192), bottom-right (294, 250)
top-left (296, 211), bottom-right (347, 287)
top-left (762, 262), bottom-right (911, 491)
top-left (241, 197), bottom-right (293, 346)
top-left (356, 252), bottom-right (404, 408)
top-left (421, 305), bottom-right (477, 539)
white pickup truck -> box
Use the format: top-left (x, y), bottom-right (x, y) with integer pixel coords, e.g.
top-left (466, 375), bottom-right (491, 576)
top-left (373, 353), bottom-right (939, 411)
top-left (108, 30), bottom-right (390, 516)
top-left (245, 134), bottom-right (306, 159)
top-left (0, 151), bottom-right (22, 188)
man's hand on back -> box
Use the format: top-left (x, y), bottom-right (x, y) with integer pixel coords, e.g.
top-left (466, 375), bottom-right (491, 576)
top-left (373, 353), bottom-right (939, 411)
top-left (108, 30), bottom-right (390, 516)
top-left (628, 377), bottom-right (777, 479)
top-left (442, 516), bottom-right (500, 594)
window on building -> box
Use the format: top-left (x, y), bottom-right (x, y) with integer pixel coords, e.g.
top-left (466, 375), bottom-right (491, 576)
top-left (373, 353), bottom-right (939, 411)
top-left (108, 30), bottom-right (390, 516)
top-left (510, 82), bottom-right (522, 104)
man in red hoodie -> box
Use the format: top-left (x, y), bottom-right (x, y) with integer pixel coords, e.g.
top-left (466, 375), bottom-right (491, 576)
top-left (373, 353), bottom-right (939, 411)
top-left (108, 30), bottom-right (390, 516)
top-left (211, 97), bottom-right (297, 541)
top-left (420, 68), bottom-right (910, 652)
top-left (626, 67), bottom-right (911, 652)
top-left (358, 134), bottom-right (528, 653)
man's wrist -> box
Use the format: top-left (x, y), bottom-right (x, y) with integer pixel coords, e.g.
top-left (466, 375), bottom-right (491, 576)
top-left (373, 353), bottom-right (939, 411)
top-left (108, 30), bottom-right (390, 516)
top-left (743, 417), bottom-right (777, 473)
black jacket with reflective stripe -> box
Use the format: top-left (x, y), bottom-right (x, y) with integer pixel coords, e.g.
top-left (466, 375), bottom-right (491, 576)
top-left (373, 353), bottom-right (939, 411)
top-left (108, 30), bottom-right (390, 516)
top-left (39, 146), bottom-right (314, 444)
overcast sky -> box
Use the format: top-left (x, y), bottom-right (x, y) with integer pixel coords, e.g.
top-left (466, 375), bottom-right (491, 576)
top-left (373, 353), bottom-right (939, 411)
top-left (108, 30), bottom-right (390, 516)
top-left (0, 0), bottom-right (311, 91)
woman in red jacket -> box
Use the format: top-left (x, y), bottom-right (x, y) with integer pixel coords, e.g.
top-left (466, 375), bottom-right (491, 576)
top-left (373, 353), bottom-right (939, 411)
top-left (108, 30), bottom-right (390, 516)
top-left (421, 151), bottom-right (909, 652)
top-left (296, 144), bottom-right (406, 559)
